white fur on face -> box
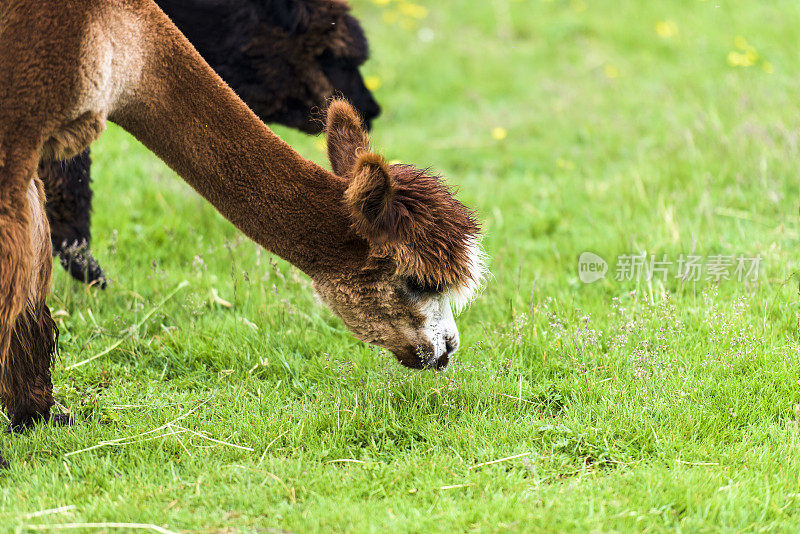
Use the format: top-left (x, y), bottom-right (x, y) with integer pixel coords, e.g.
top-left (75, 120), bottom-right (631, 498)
top-left (446, 237), bottom-right (489, 316)
top-left (418, 293), bottom-right (459, 366)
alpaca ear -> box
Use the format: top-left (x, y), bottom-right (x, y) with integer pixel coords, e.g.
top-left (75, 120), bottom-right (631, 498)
top-left (326, 99), bottom-right (370, 177)
top-left (345, 153), bottom-right (405, 244)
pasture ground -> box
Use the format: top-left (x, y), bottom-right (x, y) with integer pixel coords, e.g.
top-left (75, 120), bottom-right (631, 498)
top-left (5, 0), bottom-right (800, 531)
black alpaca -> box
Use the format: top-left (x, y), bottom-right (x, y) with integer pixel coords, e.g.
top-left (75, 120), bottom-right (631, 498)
top-left (44, 0), bottom-right (381, 287)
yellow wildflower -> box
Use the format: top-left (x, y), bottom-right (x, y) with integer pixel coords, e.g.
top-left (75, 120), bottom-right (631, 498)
top-left (727, 36), bottom-right (760, 68)
top-left (398, 1), bottom-right (428, 19)
top-left (727, 51), bottom-right (746, 67)
top-left (604, 64), bottom-right (619, 79)
top-left (655, 20), bottom-right (678, 38)
top-left (491, 127), bottom-right (508, 141)
top-left (364, 75), bottom-right (382, 91)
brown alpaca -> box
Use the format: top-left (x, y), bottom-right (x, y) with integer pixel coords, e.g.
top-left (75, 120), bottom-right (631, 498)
top-left (0, 0), bottom-right (484, 466)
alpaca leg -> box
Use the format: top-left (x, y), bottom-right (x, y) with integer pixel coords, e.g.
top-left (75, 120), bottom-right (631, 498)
top-left (2, 302), bottom-right (58, 430)
top-left (0, 152), bottom-right (59, 467)
top-left (40, 150), bottom-right (106, 288)
top-left (0, 152), bottom-right (38, 348)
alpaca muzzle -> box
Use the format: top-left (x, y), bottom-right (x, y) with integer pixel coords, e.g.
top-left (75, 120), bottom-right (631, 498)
top-left (393, 294), bottom-right (460, 370)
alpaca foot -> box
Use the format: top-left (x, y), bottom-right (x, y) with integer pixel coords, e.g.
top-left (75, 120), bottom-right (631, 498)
top-left (6, 414), bottom-right (45, 433)
top-left (57, 243), bottom-right (106, 288)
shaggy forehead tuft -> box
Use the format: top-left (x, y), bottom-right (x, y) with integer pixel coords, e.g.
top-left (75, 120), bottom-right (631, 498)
top-left (386, 164), bottom-right (485, 297)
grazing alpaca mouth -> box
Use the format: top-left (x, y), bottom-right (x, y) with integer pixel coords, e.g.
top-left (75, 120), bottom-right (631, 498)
top-left (395, 347), bottom-right (450, 370)
top-left (395, 319), bottom-right (460, 371)
top-left (417, 348), bottom-right (453, 370)
top-left (423, 347), bottom-right (452, 370)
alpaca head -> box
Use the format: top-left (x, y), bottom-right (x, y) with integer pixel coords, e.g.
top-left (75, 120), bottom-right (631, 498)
top-left (314, 100), bottom-right (486, 369)
top-left (249, 0), bottom-right (382, 133)
top-left (156, 0), bottom-right (381, 133)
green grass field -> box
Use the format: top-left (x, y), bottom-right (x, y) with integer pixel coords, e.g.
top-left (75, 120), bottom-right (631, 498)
top-left (6, 0), bottom-right (800, 531)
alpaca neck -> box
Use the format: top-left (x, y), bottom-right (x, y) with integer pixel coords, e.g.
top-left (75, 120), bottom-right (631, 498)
top-left (110, 8), bottom-right (365, 276)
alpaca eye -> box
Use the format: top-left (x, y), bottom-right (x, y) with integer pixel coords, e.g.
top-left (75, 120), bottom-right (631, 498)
top-left (405, 277), bottom-right (439, 296)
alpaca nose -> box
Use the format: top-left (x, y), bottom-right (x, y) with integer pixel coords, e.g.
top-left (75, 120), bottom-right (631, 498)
top-left (434, 335), bottom-right (459, 370)
top-left (445, 335), bottom-right (459, 356)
